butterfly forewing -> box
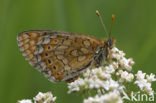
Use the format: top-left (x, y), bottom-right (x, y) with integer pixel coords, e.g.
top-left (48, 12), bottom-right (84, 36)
top-left (17, 30), bottom-right (103, 82)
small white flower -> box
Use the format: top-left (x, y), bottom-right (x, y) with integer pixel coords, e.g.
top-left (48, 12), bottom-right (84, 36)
top-left (136, 70), bottom-right (146, 80)
top-left (111, 47), bottom-right (125, 60)
top-left (92, 67), bottom-right (111, 79)
top-left (111, 47), bottom-right (119, 53)
top-left (18, 99), bottom-right (32, 103)
top-left (121, 71), bottom-right (128, 79)
top-left (143, 83), bottom-right (154, 95)
top-left (84, 91), bottom-right (123, 103)
top-left (118, 86), bottom-right (126, 94)
top-left (33, 92), bottom-right (56, 103)
top-left (146, 73), bottom-right (156, 82)
top-left (120, 58), bottom-right (133, 71)
top-left (135, 79), bottom-right (147, 90)
top-left (100, 72), bottom-right (111, 80)
top-left (68, 78), bottom-right (84, 93)
top-left (18, 92), bottom-right (56, 103)
top-left (105, 64), bottom-right (115, 74)
top-left (89, 75), bottom-right (107, 89)
top-left (109, 79), bottom-right (119, 90)
top-left (128, 58), bottom-right (135, 66)
top-left (118, 71), bottom-right (134, 82)
top-left (127, 73), bottom-right (134, 82)
top-left (118, 70), bottom-right (123, 74)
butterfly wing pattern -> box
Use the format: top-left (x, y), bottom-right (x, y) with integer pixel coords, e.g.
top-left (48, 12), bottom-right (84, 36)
top-left (17, 30), bottom-right (104, 82)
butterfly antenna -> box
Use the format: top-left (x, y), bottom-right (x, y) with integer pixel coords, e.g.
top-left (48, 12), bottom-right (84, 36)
top-left (109, 14), bottom-right (115, 38)
top-left (96, 10), bottom-right (109, 38)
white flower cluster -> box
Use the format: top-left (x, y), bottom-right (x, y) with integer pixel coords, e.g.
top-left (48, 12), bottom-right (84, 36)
top-left (135, 70), bottom-right (156, 95)
top-left (111, 47), bottom-right (134, 71)
top-left (68, 47), bottom-right (156, 103)
top-left (68, 65), bottom-right (119, 94)
top-left (84, 90), bottom-right (122, 103)
top-left (18, 92), bottom-right (56, 103)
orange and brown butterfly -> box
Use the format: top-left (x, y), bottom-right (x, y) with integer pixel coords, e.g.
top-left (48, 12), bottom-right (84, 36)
top-left (17, 10), bottom-right (116, 83)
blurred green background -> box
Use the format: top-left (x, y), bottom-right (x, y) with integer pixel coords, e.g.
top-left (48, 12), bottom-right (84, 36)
top-left (0, 0), bottom-right (156, 103)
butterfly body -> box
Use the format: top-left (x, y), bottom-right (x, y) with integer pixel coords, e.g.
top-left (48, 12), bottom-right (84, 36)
top-left (17, 30), bottom-right (115, 82)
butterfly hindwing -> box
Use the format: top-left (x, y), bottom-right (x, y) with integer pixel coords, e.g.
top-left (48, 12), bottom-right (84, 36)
top-left (17, 30), bottom-right (102, 82)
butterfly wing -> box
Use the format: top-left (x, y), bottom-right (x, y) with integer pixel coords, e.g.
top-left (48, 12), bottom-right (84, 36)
top-left (17, 30), bottom-right (102, 82)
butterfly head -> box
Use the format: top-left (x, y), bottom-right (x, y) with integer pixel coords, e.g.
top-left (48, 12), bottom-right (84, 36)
top-left (106, 38), bottom-right (116, 49)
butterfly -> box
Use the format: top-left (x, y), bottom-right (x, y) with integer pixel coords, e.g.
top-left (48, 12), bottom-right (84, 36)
top-left (17, 10), bottom-right (116, 83)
